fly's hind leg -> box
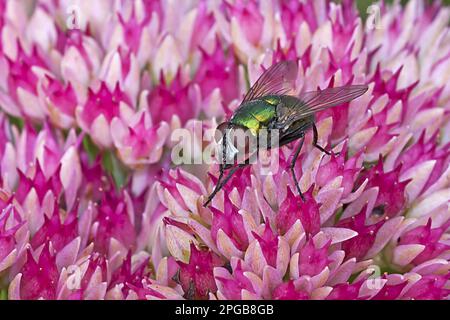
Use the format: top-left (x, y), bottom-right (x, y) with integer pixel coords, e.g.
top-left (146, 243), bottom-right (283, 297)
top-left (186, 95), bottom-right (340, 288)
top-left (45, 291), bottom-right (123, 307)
top-left (312, 123), bottom-right (339, 156)
top-left (289, 137), bottom-right (305, 202)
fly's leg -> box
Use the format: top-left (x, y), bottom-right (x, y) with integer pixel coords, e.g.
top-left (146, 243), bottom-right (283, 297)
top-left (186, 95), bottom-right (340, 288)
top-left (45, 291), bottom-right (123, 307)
top-left (203, 129), bottom-right (230, 207)
top-left (290, 137), bottom-right (305, 202)
top-left (204, 162), bottom-right (226, 207)
top-left (203, 164), bottom-right (224, 206)
top-left (203, 162), bottom-right (249, 207)
top-left (312, 123), bottom-right (339, 156)
top-left (217, 162), bottom-right (249, 192)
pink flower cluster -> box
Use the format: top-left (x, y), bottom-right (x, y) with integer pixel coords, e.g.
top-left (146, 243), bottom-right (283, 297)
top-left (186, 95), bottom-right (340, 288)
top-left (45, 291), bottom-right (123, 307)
top-left (0, 0), bottom-right (449, 300)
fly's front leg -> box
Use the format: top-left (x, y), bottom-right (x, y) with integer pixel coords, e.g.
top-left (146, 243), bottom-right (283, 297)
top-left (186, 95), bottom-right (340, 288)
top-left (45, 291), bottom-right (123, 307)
top-left (217, 162), bottom-right (249, 191)
top-left (290, 137), bottom-right (305, 201)
top-left (204, 131), bottom-right (228, 207)
top-left (204, 128), bottom-right (231, 207)
top-left (312, 123), bottom-right (339, 156)
top-left (203, 162), bottom-right (250, 207)
top-left (203, 164), bottom-right (224, 207)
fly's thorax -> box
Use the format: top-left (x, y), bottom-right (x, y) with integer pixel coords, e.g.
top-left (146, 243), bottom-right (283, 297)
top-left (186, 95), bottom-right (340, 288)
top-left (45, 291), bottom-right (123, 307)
top-left (261, 95), bottom-right (282, 106)
top-left (230, 99), bottom-right (277, 135)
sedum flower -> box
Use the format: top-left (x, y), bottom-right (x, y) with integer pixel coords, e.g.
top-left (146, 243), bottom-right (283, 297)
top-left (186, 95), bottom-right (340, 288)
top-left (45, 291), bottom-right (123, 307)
top-left (91, 190), bottom-right (136, 255)
top-left (194, 38), bottom-right (240, 109)
top-left (111, 111), bottom-right (169, 168)
top-left (276, 186), bottom-right (321, 236)
top-left (0, 203), bottom-right (26, 274)
top-left (145, 70), bottom-right (201, 127)
top-left (175, 243), bottom-right (224, 300)
top-left (59, 30), bottom-right (103, 89)
top-left (76, 82), bottom-right (134, 149)
top-left (12, 243), bottom-right (60, 300)
top-left (39, 75), bottom-right (79, 129)
top-left (99, 47), bottom-right (141, 104)
top-left (397, 218), bottom-right (450, 266)
top-left (154, 0), bottom-right (450, 301)
top-left (1, 43), bottom-right (49, 120)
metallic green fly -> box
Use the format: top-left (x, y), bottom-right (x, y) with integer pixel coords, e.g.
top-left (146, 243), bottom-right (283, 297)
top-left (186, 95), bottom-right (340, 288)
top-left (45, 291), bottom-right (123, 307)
top-left (203, 60), bottom-right (368, 207)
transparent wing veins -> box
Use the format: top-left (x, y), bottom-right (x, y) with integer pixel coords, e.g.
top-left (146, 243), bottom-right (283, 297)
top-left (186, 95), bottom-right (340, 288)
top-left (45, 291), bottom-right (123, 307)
top-left (278, 85), bottom-right (369, 125)
top-left (242, 60), bottom-right (298, 104)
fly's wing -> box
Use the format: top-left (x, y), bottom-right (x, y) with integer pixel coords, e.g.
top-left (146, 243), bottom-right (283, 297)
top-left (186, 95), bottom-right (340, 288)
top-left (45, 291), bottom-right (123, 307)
top-left (277, 85), bottom-right (368, 126)
top-left (241, 60), bottom-right (298, 104)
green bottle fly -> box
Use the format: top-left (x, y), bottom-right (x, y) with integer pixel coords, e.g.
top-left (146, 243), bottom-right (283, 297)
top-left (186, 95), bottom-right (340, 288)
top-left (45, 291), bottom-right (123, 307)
top-left (204, 60), bottom-right (368, 207)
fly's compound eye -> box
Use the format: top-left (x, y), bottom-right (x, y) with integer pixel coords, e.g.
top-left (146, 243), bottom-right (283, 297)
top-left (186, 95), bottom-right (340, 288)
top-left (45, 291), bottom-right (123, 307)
top-left (214, 122), bottom-right (235, 164)
top-left (214, 123), bottom-right (257, 165)
top-left (215, 122), bottom-right (248, 148)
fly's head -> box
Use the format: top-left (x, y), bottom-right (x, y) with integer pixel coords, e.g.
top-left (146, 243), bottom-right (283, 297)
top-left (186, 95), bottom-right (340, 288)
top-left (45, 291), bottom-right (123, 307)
top-left (215, 122), bottom-right (258, 166)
